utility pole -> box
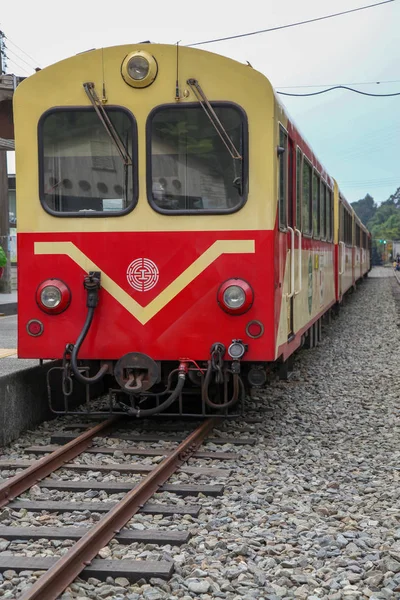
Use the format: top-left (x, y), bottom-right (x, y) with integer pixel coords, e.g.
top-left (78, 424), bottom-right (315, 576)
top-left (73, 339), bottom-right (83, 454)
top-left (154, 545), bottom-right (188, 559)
top-left (0, 152), bottom-right (9, 294)
top-left (0, 30), bottom-right (11, 293)
top-left (0, 29), bottom-right (4, 74)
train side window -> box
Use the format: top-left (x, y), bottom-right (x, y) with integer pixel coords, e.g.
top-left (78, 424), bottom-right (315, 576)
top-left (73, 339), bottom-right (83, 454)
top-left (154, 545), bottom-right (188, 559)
top-left (278, 126), bottom-right (288, 229)
top-left (302, 159), bottom-right (312, 235)
top-left (339, 202), bottom-right (344, 242)
top-left (147, 103), bottom-right (247, 214)
top-left (312, 171), bottom-right (320, 238)
top-left (343, 208), bottom-right (352, 245)
top-left (356, 223), bottom-right (361, 247)
top-left (39, 107), bottom-right (137, 216)
top-left (320, 182), bottom-right (326, 240)
top-left (296, 148), bottom-right (302, 229)
top-left (326, 189), bottom-right (332, 241)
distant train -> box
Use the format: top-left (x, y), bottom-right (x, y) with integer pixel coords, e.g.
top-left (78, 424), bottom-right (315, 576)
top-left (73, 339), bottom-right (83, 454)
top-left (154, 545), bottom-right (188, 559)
top-left (14, 43), bottom-right (370, 416)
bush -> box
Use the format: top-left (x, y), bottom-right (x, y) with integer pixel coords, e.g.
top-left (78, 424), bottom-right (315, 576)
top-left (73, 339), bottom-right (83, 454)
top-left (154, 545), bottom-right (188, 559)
top-left (0, 245), bottom-right (6, 268)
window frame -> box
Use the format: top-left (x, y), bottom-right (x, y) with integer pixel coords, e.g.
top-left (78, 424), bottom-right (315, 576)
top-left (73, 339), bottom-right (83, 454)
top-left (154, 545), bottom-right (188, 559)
top-left (340, 200), bottom-right (353, 246)
top-left (146, 102), bottom-right (249, 216)
top-left (326, 187), bottom-right (333, 242)
top-left (320, 180), bottom-right (327, 241)
top-left (312, 169), bottom-right (321, 239)
top-left (278, 124), bottom-right (288, 231)
top-left (38, 106), bottom-right (138, 218)
top-left (356, 222), bottom-right (361, 247)
top-left (302, 157), bottom-right (313, 237)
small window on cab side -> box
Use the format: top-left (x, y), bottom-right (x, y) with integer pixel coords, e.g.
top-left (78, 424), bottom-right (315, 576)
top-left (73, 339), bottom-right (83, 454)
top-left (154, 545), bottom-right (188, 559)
top-left (312, 171), bottom-right (320, 238)
top-left (327, 187), bottom-right (332, 241)
top-left (321, 182), bottom-right (327, 240)
top-left (302, 159), bottom-right (312, 235)
top-left (278, 125), bottom-right (288, 229)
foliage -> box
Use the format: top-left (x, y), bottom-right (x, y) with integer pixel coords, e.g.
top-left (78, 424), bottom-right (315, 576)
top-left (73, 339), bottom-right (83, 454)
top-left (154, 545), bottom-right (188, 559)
top-left (0, 245), bottom-right (6, 268)
top-left (351, 194), bottom-right (376, 226)
top-left (351, 186), bottom-right (400, 243)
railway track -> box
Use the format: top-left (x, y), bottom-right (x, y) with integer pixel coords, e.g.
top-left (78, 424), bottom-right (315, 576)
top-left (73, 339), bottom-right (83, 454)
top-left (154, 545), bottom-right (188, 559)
top-left (0, 416), bottom-right (256, 599)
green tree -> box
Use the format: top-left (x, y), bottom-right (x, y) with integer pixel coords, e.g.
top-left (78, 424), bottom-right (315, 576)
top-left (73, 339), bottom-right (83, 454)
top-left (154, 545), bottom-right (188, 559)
top-left (367, 186), bottom-right (400, 242)
top-left (351, 193), bottom-right (376, 226)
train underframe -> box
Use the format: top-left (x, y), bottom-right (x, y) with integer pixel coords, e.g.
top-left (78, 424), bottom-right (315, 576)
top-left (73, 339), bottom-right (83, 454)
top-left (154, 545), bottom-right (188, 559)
top-left (48, 350), bottom-right (271, 418)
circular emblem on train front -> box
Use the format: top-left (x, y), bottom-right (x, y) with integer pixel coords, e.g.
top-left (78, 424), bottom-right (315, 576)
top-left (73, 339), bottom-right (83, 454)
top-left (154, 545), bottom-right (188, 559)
top-left (126, 258), bottom-right (159, 292)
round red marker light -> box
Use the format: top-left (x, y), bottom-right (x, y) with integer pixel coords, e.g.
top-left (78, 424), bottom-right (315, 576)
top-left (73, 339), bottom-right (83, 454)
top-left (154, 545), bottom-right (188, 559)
top-left (246, 320), bottom-right (264, 338)
top-left (27, 319), bottom-right (44, 337)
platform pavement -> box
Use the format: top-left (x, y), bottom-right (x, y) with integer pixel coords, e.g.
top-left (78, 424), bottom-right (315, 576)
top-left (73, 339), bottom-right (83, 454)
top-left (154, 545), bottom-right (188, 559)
top-left (0, 314), bottom-right (105, 447)
top-left (0, 314), bottom-right (38, 376)
top-left (0, 291), bottom-right (17, 316)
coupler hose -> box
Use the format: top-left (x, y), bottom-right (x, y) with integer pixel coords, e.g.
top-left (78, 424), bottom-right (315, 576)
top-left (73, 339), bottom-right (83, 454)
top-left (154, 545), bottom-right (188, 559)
top-left (69, 271), bottom-right (108, 385)
top-left (125, 370), bottom-right (186, 417)
top-left (202, 361), bottom-right (244, 410)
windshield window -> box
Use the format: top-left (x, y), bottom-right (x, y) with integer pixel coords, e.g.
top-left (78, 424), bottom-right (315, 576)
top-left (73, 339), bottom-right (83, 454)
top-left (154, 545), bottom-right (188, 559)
top-left (148, 104), bottom-right (246, 213)
top-left (40, 108), bottom-right (136, 216)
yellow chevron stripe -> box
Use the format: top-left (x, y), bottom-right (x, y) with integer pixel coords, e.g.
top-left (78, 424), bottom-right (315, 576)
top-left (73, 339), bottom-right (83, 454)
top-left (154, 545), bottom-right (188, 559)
top-left (34, 240), bottom-right (255, 324)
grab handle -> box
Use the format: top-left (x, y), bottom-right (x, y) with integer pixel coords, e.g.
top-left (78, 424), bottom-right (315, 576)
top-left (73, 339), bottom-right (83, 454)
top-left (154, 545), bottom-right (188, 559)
top-left (287, 226), bottom-right (295, 299)
top-left (294, 228), bottom-right (302, 294)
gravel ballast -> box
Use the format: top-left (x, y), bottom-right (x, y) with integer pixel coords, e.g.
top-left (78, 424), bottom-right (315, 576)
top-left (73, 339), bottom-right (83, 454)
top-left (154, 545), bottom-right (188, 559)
top-left (0, 266), bottom-right (399, 599)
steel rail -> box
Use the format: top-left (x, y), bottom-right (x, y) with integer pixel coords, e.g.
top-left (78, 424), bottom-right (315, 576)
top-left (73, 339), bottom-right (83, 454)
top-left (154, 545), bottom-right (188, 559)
top-left (19, 417), bottom-right (217, 600)
top-left (0, 417), bottom-right (119, 509)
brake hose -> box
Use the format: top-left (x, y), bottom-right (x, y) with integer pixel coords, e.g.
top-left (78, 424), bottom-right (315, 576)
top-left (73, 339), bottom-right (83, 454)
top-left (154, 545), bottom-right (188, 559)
top-left (202, 360), bottom-right (244, 410)
top-left (124, 371), bottom-right (186, 417)
top-left (69, 272), bottom-right (108, 385)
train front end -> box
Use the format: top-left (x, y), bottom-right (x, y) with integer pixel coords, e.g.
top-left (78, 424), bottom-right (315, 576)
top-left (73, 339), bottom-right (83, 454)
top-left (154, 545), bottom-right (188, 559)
top-left (14, 43), bottom-right (279, 416)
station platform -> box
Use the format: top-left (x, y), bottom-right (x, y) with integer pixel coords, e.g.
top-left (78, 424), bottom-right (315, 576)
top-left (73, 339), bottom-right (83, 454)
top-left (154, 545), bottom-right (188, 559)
top-left (0, 314), bottom-right (53, 446)
top-left (0, 291), bottom-right (17, 316)
top-left (0, 314), bottom-right (37, 376)
top-left (0, 314), bottom-right (105, 448)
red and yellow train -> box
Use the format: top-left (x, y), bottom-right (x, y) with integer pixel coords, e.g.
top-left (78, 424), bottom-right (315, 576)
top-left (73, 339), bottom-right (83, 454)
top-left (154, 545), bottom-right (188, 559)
top-left (14, 43), bottom-right (370, 416)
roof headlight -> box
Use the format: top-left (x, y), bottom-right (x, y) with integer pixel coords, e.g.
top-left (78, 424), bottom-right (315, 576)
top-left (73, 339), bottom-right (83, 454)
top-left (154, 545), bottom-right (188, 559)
top-left (127, 55), bottom-right (149, 81)
top-left (121, 50), bottom-right (158, 88)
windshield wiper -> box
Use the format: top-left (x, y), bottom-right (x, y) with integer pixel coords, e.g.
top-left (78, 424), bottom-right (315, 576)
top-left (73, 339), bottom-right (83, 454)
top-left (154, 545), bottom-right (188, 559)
top-left (83, 82), bottom-right (132, 166)
top-left (186, 79), bottom-right (242, 161)
top-left (186, 78), bottom-right (243, 194)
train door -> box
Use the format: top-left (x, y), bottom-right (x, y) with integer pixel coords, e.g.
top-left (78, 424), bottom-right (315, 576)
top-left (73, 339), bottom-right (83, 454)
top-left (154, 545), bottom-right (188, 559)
top-left (352, 216), bottom-right (356, 285)
top-left (338, 200), bottom-right (344, 298)
top-left (278, 125), bottom-right (294, 340)
top-left (287, 136), bottom-right (296, 339)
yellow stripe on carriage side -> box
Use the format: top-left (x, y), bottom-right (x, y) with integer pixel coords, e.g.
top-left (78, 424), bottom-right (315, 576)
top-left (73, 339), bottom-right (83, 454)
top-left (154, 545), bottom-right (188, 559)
top-left (34, 240), bottom-right (255, 325)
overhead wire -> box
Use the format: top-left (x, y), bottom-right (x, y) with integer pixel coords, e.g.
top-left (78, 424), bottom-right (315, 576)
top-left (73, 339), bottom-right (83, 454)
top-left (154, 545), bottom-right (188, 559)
top-left (343, 181), bottom-right (399, 189)
top-left (4, 35), bottom-right (40, 68)
top-left (340, 176), bottom-right (399, 184)
top-left (277, 85), bottom-right (400, 97)
top-left (5, 56), bottom-right (31, 76)
top-left (5, 46), bottom-right (35, 72)
top-left (188, 0), bottom-right (395, 46)
top-left (277, 79), bottom-right (400, 89)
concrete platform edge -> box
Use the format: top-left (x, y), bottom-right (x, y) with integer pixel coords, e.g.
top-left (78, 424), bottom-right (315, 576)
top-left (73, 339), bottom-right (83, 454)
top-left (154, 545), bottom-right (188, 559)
top-left (0, 302), bottom-right (17, 316)
top-left (0, 361), bottom-right (105, 447)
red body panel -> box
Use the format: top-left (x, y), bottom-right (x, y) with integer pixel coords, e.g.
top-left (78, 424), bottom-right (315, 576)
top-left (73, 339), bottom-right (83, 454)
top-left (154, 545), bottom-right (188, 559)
top-left (18, 231), bottom-right (280, 362)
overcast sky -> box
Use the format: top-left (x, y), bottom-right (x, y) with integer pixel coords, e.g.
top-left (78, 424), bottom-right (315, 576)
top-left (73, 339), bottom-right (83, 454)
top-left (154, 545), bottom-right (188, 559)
top-left (1, 0), bottom-right (399, 205)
